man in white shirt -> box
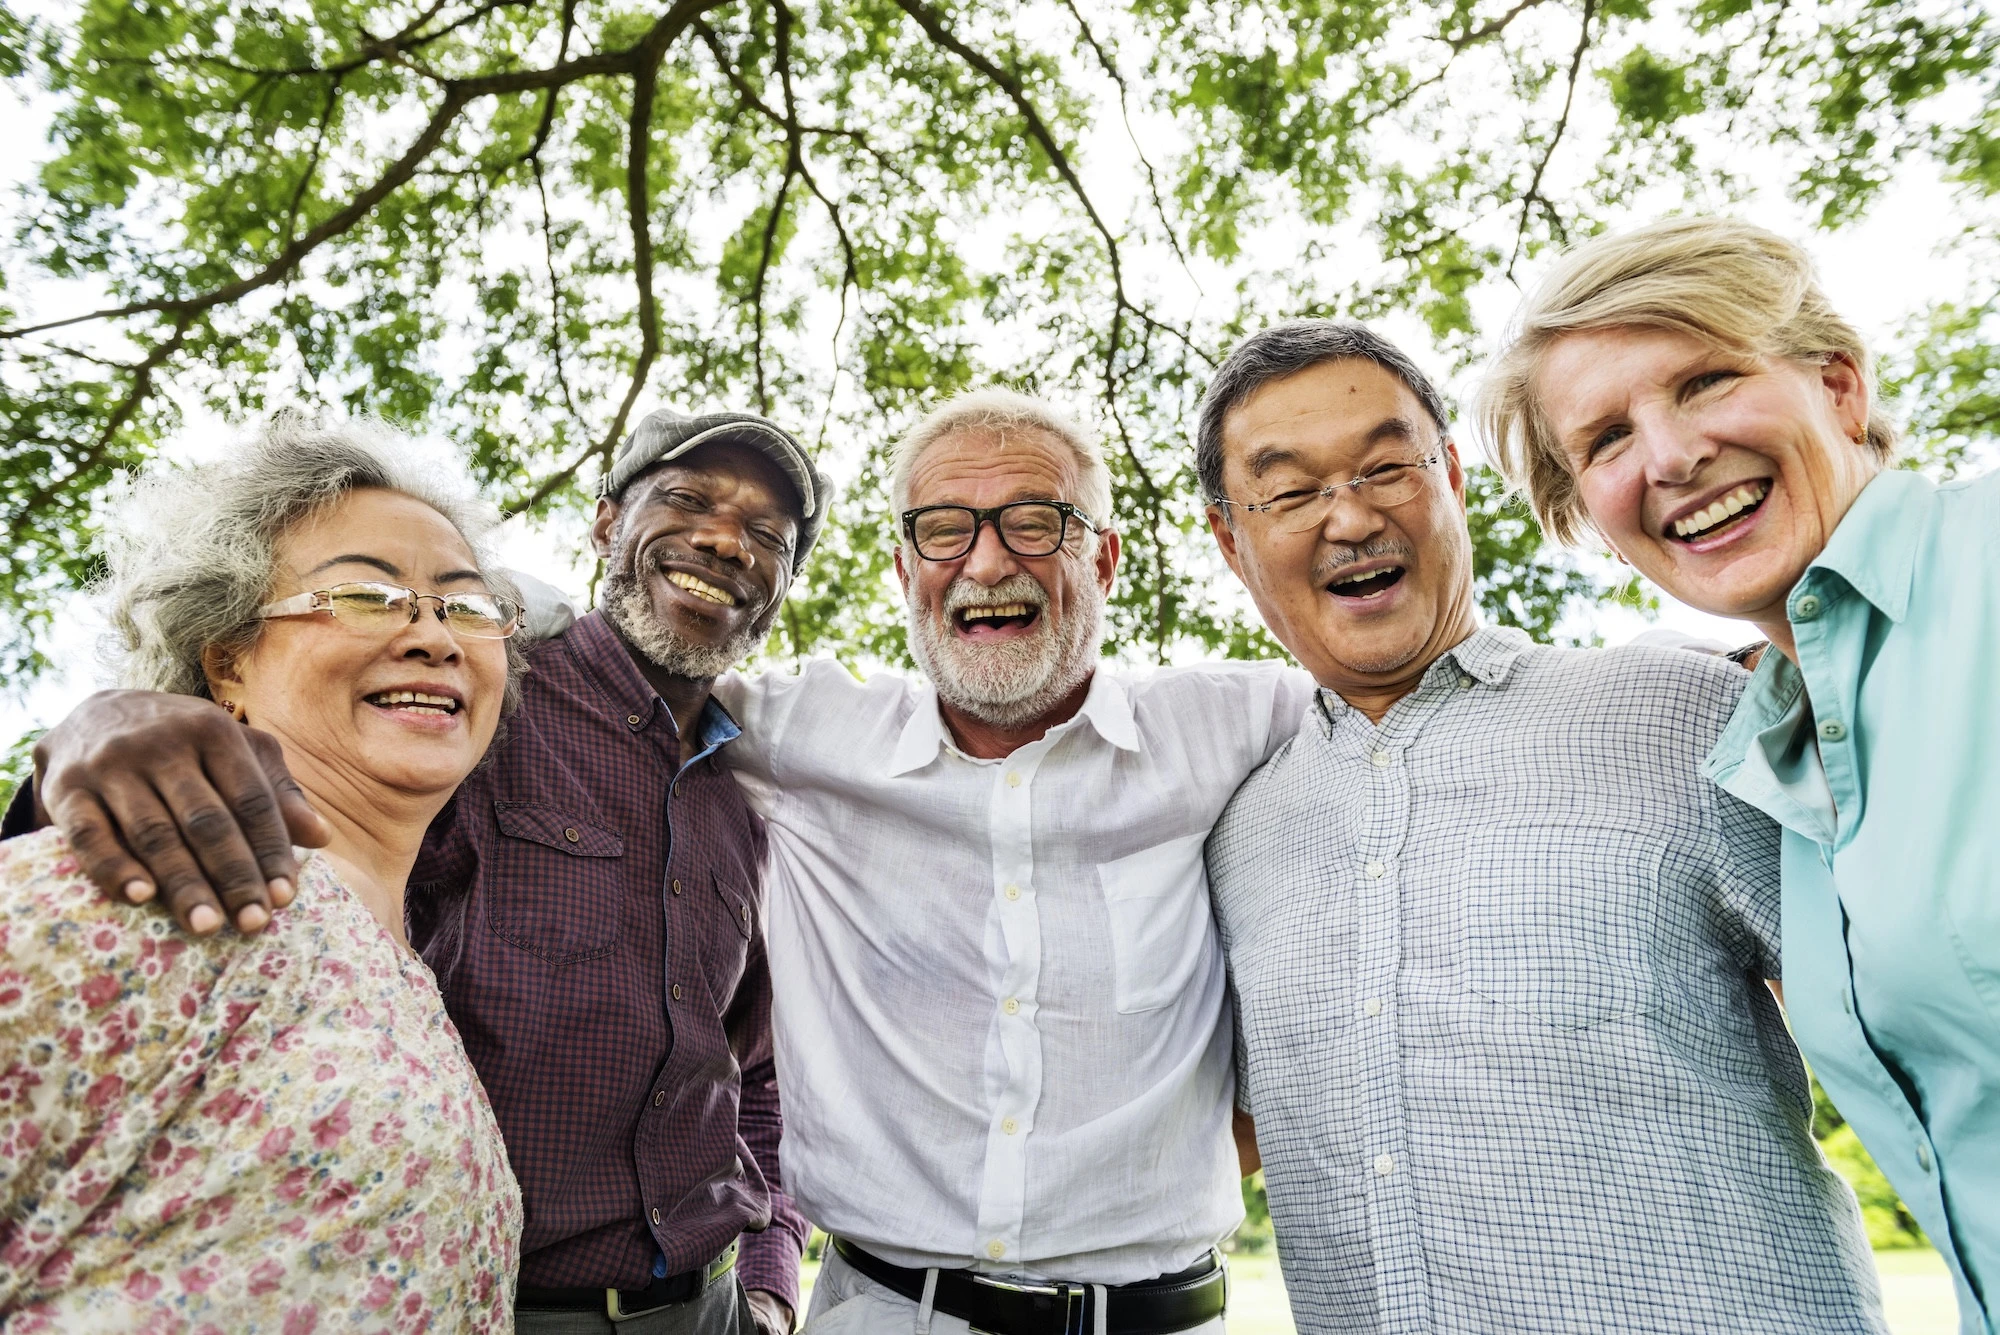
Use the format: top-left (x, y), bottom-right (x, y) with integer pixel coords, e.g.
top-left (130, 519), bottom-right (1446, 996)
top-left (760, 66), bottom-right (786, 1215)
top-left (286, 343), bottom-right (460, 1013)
top-left (713, 389), bottom-right (1313, 1335)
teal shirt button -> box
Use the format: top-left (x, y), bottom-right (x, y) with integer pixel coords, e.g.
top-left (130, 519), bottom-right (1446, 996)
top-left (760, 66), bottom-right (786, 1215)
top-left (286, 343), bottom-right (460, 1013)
top-left (1793, 593), bottom-right (1823, 620)
top-left (1819, 719), bottom-right (1847, 742)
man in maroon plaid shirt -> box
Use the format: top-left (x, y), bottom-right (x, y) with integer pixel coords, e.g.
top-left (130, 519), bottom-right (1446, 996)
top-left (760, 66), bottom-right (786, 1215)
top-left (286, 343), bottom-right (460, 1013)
top-left (10, 408), bottom-right (834, 1335)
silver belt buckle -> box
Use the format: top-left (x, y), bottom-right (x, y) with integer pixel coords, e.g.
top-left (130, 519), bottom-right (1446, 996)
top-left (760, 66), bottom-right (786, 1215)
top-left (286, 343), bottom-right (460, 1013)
top-left (968, 1275), bottom-right (1087, 1335)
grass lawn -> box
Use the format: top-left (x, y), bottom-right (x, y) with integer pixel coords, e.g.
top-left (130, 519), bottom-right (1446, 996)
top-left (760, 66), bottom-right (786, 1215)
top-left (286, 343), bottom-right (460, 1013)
top-left (796, 1247), bottom-right (1957, 1333)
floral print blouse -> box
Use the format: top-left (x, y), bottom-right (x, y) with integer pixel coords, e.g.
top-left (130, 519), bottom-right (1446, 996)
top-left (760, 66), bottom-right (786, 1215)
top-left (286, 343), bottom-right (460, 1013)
top-left (0, 828), bottom-right (521, 1332)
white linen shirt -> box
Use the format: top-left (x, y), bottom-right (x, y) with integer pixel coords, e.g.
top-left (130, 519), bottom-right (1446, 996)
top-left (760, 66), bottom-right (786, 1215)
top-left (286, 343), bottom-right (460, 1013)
top-left (714, 658), bottom-right (1314, 1283)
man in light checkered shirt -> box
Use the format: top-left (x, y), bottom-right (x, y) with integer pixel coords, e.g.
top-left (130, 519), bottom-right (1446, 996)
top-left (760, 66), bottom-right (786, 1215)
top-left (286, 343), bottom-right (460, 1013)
top-left (1197, 321), bottom-right (1886, 1333)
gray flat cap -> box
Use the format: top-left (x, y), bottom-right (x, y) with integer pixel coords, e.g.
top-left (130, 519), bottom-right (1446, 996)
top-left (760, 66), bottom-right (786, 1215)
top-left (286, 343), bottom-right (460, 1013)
top-left (601, 407), bottom-right (833, 570)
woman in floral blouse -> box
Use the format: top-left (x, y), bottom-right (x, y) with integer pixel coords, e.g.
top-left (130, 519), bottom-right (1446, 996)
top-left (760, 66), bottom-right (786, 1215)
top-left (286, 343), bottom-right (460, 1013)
top-left (0, 416), bottom-right (523, 1330)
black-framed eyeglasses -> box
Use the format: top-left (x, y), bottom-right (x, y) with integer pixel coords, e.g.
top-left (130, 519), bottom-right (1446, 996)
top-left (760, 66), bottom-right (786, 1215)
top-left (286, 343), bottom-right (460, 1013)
top-left (900, 500), bottom-right (1102, 561)
top-left (257, 581), bottom-right (523, 640)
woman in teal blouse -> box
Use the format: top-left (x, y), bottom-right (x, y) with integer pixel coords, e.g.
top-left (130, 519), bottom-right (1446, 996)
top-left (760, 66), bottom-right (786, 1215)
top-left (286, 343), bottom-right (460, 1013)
top-left (1481, 215), bottom-right (1998, 1335)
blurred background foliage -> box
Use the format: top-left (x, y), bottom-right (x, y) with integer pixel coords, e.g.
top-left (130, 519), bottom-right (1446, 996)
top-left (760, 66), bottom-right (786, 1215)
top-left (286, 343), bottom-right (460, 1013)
top-left (0, 0), bottom-right (1995, 685)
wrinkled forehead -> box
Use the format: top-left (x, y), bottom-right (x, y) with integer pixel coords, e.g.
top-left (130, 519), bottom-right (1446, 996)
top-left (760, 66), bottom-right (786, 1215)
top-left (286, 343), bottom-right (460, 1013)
top-left (277, 486), bottom-right (484, 588)
top-left (906, 427), bottom-right (1081, 506)
top-left (1223, 360), bottom-right (1438, 478)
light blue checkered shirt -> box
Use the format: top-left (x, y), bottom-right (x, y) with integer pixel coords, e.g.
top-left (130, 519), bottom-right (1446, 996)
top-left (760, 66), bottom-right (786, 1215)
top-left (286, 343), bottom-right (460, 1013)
top-left (1207, 627), bottom-right (1886, 1334)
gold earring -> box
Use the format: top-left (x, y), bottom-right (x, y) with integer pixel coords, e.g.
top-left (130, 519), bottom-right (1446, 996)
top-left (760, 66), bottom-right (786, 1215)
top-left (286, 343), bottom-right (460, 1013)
top-left (216, 698), bottom-right (246, 722)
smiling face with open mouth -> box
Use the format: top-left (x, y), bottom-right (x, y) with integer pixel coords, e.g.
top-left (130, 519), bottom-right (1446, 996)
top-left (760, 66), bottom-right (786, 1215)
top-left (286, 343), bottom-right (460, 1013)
top-left (206, 487), bottom-right (510, 809)
top-left (1209, 359), bottom-right (1478, 706)
top-left (1537, 325), bottom-right (1880, 632)
top-left (897, 428), bottom-right (1119, 732)
top-left (592, 440), bottom-right (801, 680)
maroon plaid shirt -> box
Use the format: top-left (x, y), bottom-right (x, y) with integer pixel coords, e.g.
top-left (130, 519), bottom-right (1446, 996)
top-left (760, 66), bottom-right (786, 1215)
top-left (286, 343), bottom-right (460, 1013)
top-left (408, 609), bottom-right (807, 1301)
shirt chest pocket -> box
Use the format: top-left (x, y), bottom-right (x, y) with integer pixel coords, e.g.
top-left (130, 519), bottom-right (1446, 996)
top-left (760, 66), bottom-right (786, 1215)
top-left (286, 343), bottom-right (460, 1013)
top-left (486, 802), bottom-right (625, 966)
top-left (1099, 832), bottom-right (1218, 1015)
top-left (1462, 823), bottom-right (1664, 1030)
top-left (701, 871), bottom-right (755, 1001)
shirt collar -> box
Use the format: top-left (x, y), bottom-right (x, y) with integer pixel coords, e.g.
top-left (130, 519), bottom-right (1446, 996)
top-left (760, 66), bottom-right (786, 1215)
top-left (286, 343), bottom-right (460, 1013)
top-left (562, 608), bottom-right (742, 754)
top-left (1315, 623), bottom-right (1529, 725)
top-left (1801, 468), bottom-right (1929, 623)
top-left (886, 669), bottom-right (1139, 777)
top-left (1440, 623), bottom-right (1532, 686)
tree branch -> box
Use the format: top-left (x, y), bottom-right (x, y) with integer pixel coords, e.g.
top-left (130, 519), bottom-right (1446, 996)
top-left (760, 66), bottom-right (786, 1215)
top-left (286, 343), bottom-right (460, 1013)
top-left (4, 319), bottom-right (193, 550)
top-left (279, 73), bottom-right (345, 255)
top-left (1059, 0), bottom-right (1191, 275)
top-left (4, 0), bottom-right (726, 342)
top-left (1506, 0), bottom-right (1598, 281)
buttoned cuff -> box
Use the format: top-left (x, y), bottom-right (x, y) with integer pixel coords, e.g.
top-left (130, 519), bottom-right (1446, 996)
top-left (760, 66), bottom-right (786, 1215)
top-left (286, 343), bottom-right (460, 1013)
top-left (736, 1207), bottom-right (809, 1313)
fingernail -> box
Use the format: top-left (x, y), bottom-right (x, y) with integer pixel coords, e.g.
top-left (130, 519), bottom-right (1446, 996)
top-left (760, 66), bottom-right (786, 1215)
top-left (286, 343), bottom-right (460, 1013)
top-left (124, 879), bottom-right (156, 904)
top-left (268, 877), bottom-right (295, 906)
top-left (188, 904), bottom-right (222, 934)
top-left (237, 904), bottom-right (270, 933)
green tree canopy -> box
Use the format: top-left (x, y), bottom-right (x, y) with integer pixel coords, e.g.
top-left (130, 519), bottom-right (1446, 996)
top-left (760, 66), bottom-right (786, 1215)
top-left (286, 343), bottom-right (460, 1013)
top-left (2, 0), bottom-right (1994, 679)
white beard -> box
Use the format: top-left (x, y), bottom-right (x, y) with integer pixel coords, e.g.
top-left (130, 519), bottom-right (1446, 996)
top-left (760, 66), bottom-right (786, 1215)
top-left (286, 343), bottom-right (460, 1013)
top-left (906, 567), bottom-right (1104, 730)
top-left (602, 560), bottom-right (770, 679)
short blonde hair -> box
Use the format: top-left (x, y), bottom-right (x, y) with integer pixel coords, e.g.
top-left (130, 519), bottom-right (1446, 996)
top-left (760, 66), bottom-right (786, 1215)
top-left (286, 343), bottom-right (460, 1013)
top-left (889, 388), bottom-right (1114, 529)
top-left (1479, 216), bottom-right (1897, 545)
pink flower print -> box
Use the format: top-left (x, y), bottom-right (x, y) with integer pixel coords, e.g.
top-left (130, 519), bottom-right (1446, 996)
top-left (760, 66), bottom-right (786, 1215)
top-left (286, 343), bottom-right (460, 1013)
top-left (313, 1178), bottom-right (358, 1216)
top-left (201, 1087), bottom-right (251, 1125)
top-left (402, 1291), bottom-right (425, 1318)
top-left (82, 1071), bottom-right (124, 1112)
top-left (314, 1061), bottom-right (337, 1082)
top-left (276, 1165), bottom-right (313, 1203)
top-left (440, 1237), bottom-right (463, 1266)
top-left (183, 1253), bottom-right (226, 1294)
top-left (258, 1125), bottom-right (296, 1162)
top-left (246, 1257), bottom-right (287, 1296)
top-left (179, 989), bottom-right (199, 1019)
top-left (124, 1269), bottom-right (162, 1300)
top-left (0, 1059), bottom-right (44, 1108)
top-left (257, 951), bottom-right (293, 980)
top-left (338, 1225), bottom-right (369, 1257)
top-left (34, 1247), bottom-right (75, 1287)
top-left (158, 1193), bottom-right (190, 1224)
top-left (402, 1154), bottom-right (433, 1188)
top-left (0, 968), bottom-right (27, 1015)
top-left (310, 1099), bottom-right (351, 1148)
top-left (89, 926), bottom-right (121, 954)
top-left (192, 1194), bottom-right (234, 1231)
top-left (363, 1273), bottom-right (398, 1309)
top-left (270, 1025), bottom-right (302, 1054)
top-left (369, 1112), bottom-right (408, 1146)
top-left (223, 999), bottom-right (261, 1032)
top-left (78, 972), bottom-right (120, 1010)
top-left (386, 1219), bottom-right (423, 1262)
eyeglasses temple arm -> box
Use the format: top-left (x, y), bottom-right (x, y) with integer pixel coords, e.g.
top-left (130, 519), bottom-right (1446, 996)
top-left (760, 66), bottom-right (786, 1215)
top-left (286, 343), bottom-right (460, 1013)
top-left (254, 590), bottom-right (324, 619)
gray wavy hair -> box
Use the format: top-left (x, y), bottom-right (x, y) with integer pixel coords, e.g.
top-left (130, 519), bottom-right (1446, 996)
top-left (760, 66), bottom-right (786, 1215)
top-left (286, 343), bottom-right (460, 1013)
top-left (100, 412), bottom-right (526, 712)
top-left (889, 388), bottom-right (1115, 531)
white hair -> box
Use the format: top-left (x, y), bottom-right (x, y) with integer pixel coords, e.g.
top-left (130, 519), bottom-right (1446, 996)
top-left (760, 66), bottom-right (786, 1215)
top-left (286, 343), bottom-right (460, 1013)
top-left (889, 388), bottom-right (1115, 529)
top-left (100, 411), bottom-right (524, 704)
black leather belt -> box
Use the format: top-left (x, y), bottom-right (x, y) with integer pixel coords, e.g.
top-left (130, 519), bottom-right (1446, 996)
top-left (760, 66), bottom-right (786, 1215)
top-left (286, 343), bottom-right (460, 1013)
top-left (517, 1240), bottom-right (738, 1322)
top-left (832, 1239), bottom-right (1226, 1335)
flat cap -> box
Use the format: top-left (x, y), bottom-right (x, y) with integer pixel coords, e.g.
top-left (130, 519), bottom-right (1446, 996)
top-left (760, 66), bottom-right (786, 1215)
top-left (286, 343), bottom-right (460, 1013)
top-left (601, 408), bottom-right (833, 571)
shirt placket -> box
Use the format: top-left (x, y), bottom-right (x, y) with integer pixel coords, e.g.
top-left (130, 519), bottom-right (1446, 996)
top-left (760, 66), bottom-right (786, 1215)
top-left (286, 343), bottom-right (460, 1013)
top-left (972, 733), bottom-right (1058, 1269)
top-left (1341, 699), bottom-right (1427, 1333)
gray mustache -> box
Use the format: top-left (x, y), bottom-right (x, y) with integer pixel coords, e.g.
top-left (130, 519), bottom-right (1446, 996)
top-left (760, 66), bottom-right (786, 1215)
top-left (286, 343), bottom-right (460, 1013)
top-left (1311, 538), bottom-right (1415, 586)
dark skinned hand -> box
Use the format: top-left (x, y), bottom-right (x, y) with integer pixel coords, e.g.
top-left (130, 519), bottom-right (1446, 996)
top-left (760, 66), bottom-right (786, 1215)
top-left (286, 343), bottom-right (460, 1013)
top-left (31, 690), bottom-right (331, 935)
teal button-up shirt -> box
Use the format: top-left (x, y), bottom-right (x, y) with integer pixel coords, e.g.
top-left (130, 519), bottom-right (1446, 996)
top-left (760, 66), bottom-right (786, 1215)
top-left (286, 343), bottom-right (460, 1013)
top-left (1705, 466), bottom-right (1999, 1335)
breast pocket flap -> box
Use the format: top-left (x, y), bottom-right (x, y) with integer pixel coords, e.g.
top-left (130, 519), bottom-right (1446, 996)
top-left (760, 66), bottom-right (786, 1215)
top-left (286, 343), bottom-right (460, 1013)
top-left (494, 802), bottom-right (623, 858)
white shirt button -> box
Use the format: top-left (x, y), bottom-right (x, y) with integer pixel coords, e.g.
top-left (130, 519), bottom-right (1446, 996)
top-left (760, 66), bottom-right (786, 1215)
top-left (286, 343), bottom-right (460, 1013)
top-left (987, 1240), bottom-right (1006, 1259)
top-left (1363, 998), bottom-right (1383, 1017)
top-left (1373, 1153), bottom-right (1396, 1177)
top-left (1005, 771), bottom-right (1022, 788)
top-left (1458, 675), bottom-right (1474, 689)
top-left (1917, 1144), bottom-right (1934, 1172)
top-left (1005, 884), bottom-right (1022, 901)
top-left (1003, 1117), bottom-right (1019, 1135)
top-left (1364, 860), bottom-right (1386, 879)
top-left (1369, 749), bottom-right (1391, 768)
top-left (1793, 593), bottom-right (1823, 621)
top-left (1819, 719), bottom-right (1847, 743)
top-left (1003, 997), bottom-right (1020, 1015)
